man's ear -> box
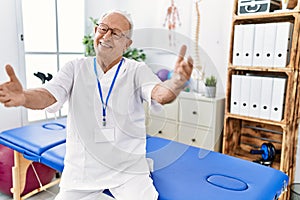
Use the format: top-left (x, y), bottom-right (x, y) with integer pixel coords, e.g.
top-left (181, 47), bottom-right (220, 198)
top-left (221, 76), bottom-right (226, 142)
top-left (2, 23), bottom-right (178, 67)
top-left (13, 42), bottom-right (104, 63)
top-left (94, 26), bottom-right (97, 34)
top-left (126, 39), bottom-right (133, 49)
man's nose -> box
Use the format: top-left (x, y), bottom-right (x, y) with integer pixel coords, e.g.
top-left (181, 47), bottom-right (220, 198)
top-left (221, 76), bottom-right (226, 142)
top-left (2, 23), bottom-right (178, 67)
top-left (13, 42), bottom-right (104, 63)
top-left (103, 29), bottom-right (113, 40)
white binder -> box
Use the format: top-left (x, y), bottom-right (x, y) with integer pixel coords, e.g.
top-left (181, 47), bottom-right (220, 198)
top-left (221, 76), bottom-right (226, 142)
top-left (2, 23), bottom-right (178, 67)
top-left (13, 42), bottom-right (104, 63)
top-left (259, 77), bottom-right (273, 120)
top-left (239, 75), bottom-right (251, 116)
top-left (241, 24), bottom-right (255, 66)
top-left (270, 77), bottom-right (286, 121)
top-left (249, 76), bottom-right (262, 118)
top-left (273, 22), bottom-right (293, 68)
top-left (252, 23), bottom-right (265, 67)
top-left (230, 75), bottom-right (242, 114)
top-left (232, 25), bottom-right (244, 66)
top-left (261, 23), bottom-right (277, 67)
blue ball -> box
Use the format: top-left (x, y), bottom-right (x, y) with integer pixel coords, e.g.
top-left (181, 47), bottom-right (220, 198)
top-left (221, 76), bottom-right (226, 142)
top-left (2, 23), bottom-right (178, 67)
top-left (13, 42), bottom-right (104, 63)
top-left (167, 70), bottom-right (174, 80)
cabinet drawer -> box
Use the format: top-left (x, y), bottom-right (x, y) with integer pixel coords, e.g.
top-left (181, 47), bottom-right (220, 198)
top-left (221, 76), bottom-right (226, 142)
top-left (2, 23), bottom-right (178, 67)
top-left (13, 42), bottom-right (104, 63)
top-left (178, 125), bottom-right (221, 152)
top-left (150, 99), bottom-right (178, 120)
top-left (146, 118), bottom-right (177, 140)
top-left (179, 98), bottom-right (214, 127)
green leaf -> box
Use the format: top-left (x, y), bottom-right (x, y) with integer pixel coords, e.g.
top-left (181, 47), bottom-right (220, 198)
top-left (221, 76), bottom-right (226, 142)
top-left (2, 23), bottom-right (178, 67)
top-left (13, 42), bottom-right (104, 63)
top-left (123, 47), bottom-right (146, 62)
top-left (205, 75), bottom-right (217, 86)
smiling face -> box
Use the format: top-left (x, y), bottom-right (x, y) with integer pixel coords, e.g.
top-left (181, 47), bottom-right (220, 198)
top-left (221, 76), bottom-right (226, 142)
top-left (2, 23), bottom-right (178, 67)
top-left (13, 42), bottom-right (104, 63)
top-left (94, 12), bottom-right (132, 70)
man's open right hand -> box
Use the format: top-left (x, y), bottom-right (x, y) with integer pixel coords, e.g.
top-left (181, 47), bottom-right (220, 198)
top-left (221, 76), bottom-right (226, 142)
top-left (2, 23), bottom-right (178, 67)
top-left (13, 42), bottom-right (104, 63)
top-left (0, 64), bottom-right (25, 107)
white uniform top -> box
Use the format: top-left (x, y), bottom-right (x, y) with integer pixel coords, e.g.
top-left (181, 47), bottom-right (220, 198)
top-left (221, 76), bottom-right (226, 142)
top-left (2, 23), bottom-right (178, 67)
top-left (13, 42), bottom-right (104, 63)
top-left (44, 57), bottom-right (161, 190)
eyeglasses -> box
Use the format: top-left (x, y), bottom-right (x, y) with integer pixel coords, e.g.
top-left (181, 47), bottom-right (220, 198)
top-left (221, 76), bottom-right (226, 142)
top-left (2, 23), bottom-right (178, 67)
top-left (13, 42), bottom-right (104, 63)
top-left (96, 23), bottom-right (130, 40)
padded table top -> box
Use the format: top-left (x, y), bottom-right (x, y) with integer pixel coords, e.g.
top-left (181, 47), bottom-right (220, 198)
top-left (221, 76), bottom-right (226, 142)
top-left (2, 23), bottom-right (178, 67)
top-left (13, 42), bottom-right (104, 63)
top-left (146, 137), bottom-right (288, 200)
top-left (41, 136), bottom-right (288, 200)
top-left (0, 117), bottom-right (66, 161)
top-left (40, 143), bottom-right (66, 172)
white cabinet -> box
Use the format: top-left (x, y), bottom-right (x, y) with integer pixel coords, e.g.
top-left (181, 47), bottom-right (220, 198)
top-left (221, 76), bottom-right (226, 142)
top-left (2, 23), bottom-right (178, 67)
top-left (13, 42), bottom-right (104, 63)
top-left (178, 125), bottom-right (213, 150)
top-left (149, 99), bottom-right (178, 121)
top-left (146, 118), bottom-right (178, 141)
top-left (179, 98), bottom-right (214, 127)
top-left (146, 92), bottom-right (225, 152)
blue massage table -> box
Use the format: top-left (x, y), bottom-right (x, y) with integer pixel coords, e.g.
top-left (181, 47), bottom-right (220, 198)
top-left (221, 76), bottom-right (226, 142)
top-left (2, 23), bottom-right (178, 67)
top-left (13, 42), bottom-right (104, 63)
top-left (0, 118), bottom-right (289, 200)
top-left (0, 118), bottom-right (66, 199)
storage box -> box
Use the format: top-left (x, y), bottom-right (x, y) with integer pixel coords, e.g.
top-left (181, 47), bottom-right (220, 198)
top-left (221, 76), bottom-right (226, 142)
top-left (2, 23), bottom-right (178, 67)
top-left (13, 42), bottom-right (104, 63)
top-left (237, 0), bottom-right (280, 15)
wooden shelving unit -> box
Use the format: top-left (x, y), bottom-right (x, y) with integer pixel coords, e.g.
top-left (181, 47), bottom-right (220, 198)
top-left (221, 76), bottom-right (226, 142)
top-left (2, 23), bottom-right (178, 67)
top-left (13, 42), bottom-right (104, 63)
top-left (222, 1), bottom-right (300, 199)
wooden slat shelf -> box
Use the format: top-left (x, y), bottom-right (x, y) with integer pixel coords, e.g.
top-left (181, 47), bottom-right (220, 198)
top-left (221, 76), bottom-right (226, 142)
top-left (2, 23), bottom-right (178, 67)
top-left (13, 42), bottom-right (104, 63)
top-left (233, 11), bottom-right (299, 24)
top-left (225, 113), bottom-right (287, 127)
top-left (223, 1), bottom-right (300, 199)
top-left (227, 65), bottom-right (296, 73)
top-left (233, 147), bottom-right (281, 170)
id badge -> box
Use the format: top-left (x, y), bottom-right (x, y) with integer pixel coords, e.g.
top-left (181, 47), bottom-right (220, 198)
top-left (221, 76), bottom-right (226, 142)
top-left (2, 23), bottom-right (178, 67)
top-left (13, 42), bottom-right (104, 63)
top-left (94, 126), bottom-right (115, 143)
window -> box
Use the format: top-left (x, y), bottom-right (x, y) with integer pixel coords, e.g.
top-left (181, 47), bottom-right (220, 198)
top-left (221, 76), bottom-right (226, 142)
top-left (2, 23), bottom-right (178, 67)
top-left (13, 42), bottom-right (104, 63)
top-left (20, 0), bottom-right (84, 121)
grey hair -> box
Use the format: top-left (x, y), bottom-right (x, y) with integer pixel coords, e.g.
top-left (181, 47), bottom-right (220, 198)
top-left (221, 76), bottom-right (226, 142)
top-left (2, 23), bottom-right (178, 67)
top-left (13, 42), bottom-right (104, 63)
top-left (99, 10), bottom-right (133, 39)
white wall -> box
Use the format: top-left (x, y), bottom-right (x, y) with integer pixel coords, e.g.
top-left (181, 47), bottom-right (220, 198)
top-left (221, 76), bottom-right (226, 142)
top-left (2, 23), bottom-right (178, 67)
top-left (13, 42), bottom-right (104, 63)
top-left (85, 0), bottom-right (233, 95)
top-left (85, 0), bottom-right (192, 35)
top-left (0, 0), bottom-right (25, 132)
top-left (197, 0), bottom-right (234, 90)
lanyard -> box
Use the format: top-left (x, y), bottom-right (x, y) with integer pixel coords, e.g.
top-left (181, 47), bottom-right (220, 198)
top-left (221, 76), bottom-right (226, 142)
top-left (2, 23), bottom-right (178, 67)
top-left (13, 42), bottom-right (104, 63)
top-left (93, 57), bottom-right (124, 126)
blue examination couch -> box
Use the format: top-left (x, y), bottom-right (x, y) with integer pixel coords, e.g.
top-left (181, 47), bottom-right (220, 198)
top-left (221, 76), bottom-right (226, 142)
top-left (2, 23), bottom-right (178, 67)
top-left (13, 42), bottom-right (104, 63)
top-left (0, 118), bottom-right (288, 200)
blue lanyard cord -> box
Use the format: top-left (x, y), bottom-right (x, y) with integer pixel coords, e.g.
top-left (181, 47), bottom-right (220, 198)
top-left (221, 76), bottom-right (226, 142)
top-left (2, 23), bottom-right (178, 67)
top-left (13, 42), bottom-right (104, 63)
top-left (93, 57), bottom-right (124, 124)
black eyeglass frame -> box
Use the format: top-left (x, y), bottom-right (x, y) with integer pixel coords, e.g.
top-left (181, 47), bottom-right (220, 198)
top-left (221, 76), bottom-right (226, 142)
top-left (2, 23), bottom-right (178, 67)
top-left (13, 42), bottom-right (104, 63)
top-left (96, 23), bottom-right (130, 40)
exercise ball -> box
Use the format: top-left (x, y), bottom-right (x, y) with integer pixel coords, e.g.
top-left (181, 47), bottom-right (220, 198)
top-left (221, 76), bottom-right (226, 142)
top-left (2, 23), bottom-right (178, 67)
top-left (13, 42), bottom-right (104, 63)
top-left (156, 69), bottom-right (170, 81)
top-left (167, 70), bottom-right (174, 80)
top-left (0, 144), bottom-right (56, 196)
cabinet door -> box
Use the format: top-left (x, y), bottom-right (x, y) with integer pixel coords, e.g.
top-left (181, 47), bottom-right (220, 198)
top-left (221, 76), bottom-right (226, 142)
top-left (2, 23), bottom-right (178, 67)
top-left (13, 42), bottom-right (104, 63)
top-left (178, 124), bottom-right (221, 152)
top-left (146, 118), bottom-right (177, 140)
top-left (179, 98), bottom-right (214, 127)
top-left (150, 99), bottom-right (178, 121)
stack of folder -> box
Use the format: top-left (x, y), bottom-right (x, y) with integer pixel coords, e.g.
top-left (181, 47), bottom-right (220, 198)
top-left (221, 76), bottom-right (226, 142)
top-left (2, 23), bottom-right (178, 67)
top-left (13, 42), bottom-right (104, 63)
top-left (232, 22), bottom-right (293, 68)
top-left (230, 74), bottom-right (286, 121)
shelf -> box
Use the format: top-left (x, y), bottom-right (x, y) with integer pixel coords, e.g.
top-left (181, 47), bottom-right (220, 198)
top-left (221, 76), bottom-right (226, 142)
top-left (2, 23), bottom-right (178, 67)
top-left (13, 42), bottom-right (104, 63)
top-left (233, 147), bottom-right (281, 170)
top-left (234, 11), bottom-right (299, 22)
top-left (225, 113), bottom-right (286, 127)
top-left (227, 65), bottom-right (295, 73)
top-left (225, 113), bottom-right (287, 127)
top-left (224, 1), bottom-right (300, 199)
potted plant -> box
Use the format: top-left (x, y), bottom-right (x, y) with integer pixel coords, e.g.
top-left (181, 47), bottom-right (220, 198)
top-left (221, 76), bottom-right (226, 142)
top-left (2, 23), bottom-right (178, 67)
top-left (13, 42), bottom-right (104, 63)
top-left (204, 75), bottom-right (217, 98)
top-left (82, 17), bottom-right (98, 57)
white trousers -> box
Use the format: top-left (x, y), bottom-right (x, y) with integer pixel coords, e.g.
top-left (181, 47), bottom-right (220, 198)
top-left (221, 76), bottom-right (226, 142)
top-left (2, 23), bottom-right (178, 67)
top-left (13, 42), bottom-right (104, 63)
top-left (54, 174), bottom-right (158, 200)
